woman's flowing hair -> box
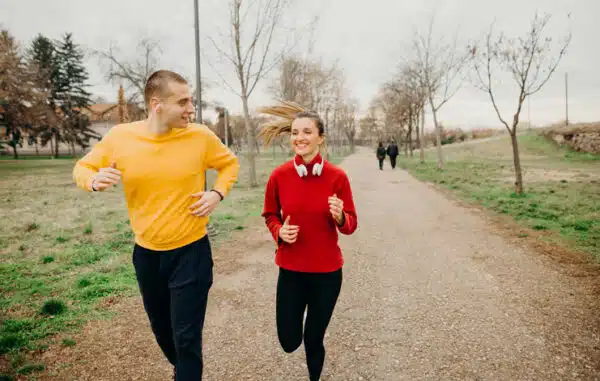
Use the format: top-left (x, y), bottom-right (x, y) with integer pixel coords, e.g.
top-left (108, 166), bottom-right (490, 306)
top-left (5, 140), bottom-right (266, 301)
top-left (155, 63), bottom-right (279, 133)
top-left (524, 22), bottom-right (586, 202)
top-left (256, 100), bottom-right (306, 147)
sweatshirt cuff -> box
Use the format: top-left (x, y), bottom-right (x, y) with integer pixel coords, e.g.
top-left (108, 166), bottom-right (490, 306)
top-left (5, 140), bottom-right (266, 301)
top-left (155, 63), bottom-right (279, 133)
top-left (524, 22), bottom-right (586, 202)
top-left (74, 167), bottom-right (97, 192)
top-left (337, 211), bottom-right (352, 234)
top-left (271, 223), bottom-right (283, 244)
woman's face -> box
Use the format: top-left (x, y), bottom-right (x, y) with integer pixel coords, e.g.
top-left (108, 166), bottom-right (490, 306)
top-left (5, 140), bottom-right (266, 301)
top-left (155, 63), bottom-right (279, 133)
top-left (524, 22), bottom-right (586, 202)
top-left (290, 117), bottom-right (323, 159)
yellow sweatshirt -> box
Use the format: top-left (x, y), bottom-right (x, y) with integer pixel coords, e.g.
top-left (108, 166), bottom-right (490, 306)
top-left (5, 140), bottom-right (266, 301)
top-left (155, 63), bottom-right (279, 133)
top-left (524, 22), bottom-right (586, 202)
top-left (73, 121), bottom-right (240, 251)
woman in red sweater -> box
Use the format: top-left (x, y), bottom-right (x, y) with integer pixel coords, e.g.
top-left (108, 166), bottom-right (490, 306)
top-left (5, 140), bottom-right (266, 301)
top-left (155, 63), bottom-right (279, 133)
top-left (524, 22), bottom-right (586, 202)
top-left (262, 110), bottom-right (358, 380)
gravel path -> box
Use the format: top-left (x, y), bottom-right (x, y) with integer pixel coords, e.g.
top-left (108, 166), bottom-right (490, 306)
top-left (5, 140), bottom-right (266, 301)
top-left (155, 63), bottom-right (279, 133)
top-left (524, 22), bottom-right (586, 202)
top-left (38, 148), bottom-right (600, 380)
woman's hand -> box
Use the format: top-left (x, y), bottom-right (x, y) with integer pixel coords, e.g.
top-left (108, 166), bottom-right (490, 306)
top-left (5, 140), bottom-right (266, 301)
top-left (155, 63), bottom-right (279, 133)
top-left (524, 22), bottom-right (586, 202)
top-left (278, 215), bottom-right (299, 244)
top-left (328, 194), bottom-right (345, 226)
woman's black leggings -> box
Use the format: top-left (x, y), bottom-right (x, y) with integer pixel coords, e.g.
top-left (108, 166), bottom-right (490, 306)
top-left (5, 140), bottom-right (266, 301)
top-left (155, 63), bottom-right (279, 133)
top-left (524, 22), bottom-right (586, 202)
top-left (276, 267), bottom-right (342, 381)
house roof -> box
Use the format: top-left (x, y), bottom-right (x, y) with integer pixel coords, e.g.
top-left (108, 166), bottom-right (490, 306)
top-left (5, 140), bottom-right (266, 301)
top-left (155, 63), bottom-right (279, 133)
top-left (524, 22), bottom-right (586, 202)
top-left (87, 103), bottom-right (119, 115)
top-left (81, 103), bottom-right (145, 123)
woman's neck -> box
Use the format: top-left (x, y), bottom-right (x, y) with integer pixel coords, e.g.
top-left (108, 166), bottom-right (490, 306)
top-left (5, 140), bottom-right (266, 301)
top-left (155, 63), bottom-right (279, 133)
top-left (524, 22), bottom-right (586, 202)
top-left (301, 151), bottom-right (319, 164)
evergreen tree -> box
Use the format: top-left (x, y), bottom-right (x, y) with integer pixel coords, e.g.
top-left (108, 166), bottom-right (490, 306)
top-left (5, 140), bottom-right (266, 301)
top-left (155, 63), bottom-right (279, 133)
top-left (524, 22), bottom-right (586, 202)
top-left (29, 34), bottom-right (58, 100)
top-left (28, 34), bottom-right (61, 157)
top-left (55, 33), bottom-right (91, 109)
top-left (54, 33), bottom-right (98, 155)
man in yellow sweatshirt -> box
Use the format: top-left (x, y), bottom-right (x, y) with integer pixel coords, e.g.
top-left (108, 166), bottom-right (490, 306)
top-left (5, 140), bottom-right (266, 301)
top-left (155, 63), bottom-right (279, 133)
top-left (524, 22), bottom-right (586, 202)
top-left (73, 70), bottom-right (239, 381)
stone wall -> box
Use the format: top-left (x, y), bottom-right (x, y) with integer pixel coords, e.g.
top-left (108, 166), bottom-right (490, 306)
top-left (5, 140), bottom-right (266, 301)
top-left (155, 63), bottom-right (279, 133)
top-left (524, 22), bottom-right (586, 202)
top-left (542, 123), bottom-right (600, 154)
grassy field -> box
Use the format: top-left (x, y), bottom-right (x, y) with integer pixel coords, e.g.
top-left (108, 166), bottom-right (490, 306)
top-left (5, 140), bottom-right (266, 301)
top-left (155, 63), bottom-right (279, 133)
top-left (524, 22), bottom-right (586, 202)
top-left (0, 147), bottom-right (350, 379)
top-left (400, 132), bottom-right (600, 259)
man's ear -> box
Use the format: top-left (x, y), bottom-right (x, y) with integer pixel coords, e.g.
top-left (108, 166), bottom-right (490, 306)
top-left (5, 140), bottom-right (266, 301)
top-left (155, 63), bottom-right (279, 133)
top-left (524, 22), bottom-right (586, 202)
top-left (149, 98), bottom-right (161, 113)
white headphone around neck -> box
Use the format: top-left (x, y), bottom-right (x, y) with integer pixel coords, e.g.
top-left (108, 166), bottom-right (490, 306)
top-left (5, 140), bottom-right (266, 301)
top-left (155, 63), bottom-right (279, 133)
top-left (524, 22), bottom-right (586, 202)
top-left (294, 157), bottom-right (324, 177)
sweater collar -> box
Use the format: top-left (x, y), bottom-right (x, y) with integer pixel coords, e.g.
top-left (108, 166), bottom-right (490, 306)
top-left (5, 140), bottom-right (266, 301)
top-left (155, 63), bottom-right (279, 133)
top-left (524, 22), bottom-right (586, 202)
top-left (294, 153), bottom-right (323, 167)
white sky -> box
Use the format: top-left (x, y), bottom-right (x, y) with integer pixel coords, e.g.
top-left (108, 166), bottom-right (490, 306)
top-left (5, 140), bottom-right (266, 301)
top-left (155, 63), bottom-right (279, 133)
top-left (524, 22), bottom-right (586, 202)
top-left (1, 0), bottom-right (598, 129)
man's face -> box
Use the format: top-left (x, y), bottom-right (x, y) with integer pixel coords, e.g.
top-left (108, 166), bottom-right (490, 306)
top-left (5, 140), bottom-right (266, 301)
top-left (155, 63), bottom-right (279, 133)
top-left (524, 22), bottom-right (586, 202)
top-left (155, 82), bottom-right (195, 129)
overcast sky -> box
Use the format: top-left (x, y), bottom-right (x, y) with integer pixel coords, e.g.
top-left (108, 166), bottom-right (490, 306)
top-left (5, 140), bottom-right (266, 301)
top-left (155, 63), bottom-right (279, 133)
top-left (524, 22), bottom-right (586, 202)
top-left (1, 0), bottom-right (598, 129)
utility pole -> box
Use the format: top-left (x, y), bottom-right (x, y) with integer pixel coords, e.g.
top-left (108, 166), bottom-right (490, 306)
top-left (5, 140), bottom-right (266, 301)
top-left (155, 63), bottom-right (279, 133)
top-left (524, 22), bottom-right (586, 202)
top-left (565, 72), bottom-right (569, 126)
top-left (194, 0), bottom-right (216, 236)
top-left (194, 0), bottom-right (203, 123)
top-left (224, 108), bottom-right (229, 148)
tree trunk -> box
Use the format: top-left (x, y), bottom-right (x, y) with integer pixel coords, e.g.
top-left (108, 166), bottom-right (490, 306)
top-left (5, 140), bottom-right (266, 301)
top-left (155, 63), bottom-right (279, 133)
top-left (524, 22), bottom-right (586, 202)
top-left (419, 105), bottom-right (425, 163)
top-left (9, 128), bottom-right (19, 159)
top-left (430, 102), bottom-right (443, 170)
top-left (410, 115), bottom-right (417, 157)
top-left (254, 137), bottom-right (261, 154)
top-left (54, 134), bottom-right (59, 158)
top-left (407, 109), bottom-right (413, 157)
top-left (509, 130), bottom-right (524, 195)
top-left (50, 137), bottom-right (55, 159)
top-left (241, 93), bottom-right (258, 187)
top-left (35, 141), bottom-right (39, 156)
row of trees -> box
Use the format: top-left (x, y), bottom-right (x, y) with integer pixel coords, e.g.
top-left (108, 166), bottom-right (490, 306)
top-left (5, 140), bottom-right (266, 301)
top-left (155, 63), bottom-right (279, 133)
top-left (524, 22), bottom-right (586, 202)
top-left (0, 30), bottom-right (98, 158)
top-left (2, 8), bottom-right (569, 195)
top-left (367, 12), bottom-right (571, 194)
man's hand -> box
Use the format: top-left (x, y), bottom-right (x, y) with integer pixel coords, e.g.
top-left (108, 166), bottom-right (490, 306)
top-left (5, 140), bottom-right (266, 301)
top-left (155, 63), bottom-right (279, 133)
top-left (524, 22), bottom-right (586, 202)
top-left (90, 163), bottom-right (121, 191)
top-left (278, 215), bottom-right (299, 244)
top-left (189, 190), bottom-right (221, 217)
top-left (328, 193), bottom-right (345, 226)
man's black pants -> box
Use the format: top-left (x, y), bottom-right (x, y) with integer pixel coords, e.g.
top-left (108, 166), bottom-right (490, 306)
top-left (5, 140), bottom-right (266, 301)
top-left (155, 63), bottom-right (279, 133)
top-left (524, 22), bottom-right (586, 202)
top-left (133, 235), bottom-right (213, 381)
top-left (389, 155), bottom-right (397, 169)
top-left (276, 267), bottom-right (342, 381)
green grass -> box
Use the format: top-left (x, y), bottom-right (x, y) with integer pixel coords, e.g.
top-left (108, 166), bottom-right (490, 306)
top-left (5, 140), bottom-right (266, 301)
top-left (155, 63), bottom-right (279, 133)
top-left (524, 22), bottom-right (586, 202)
top-left (401, 132), bottom-right (600, 258)
top-left (0, 146), bottom-right (351, 377)
top-left (61, 338), bottom-right (76, 347)
top-left (16, 363), bottom-right (44, 375)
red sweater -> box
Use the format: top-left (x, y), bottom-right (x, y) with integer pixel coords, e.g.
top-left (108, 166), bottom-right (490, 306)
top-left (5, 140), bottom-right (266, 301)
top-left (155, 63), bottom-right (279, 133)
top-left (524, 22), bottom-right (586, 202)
top-left (262, 154), bottom-right (358, 273)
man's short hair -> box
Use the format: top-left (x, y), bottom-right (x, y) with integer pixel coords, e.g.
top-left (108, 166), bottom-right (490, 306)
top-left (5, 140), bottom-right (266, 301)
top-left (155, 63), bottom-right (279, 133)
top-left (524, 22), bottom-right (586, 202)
top-left (144, 70), bottom-right (188, 106)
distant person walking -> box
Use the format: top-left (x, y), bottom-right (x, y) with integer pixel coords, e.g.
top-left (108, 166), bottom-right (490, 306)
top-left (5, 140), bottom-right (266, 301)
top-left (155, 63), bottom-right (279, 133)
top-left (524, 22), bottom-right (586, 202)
top-left (387, 140), bottom-right (399, 169)
top-left (376, 142), bottom-right (387, 170)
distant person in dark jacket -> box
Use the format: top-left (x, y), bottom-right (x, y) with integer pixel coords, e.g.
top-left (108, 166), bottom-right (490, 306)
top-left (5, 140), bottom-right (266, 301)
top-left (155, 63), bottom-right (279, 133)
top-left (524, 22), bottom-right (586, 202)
top-left (386, 141), bottom-right (399, 169)
top-left (376, 142), bottom-right (386, 170)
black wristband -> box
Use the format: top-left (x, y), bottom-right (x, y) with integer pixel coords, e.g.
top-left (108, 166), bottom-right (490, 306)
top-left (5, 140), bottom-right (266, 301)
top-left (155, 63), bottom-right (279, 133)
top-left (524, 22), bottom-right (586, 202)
top-left (211, 189), bottom-right (224, 201)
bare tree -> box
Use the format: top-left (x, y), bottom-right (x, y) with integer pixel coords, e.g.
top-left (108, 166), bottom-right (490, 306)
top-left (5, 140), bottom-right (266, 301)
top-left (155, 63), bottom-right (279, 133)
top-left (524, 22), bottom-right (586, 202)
top-left (306, 60), bottom-right (341, 114)
top-left (94, 38), bottom-right (161, 107)
top-left (373, 81), bottom-right (410, 146)
top-left (269, 55), bottom-right (310, 104)
top-left (387, 65), bottom-right (427, 157)
top-left (209, 0), bottom-right (295, 187)
top-left (470, 13), bottom-right (571, 194)
top-left (413, 17), bottom-right (469, 169)
top-left (358, 111), bottom-right (380, 145)
top-left (402, 64), bottom-right (427, 160)
top-left (337, 99), bottom-right (358, 153)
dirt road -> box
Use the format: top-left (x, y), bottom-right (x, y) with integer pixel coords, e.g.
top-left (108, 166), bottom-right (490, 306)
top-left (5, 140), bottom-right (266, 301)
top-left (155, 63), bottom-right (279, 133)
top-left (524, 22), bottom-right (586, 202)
top-left (38, 148), bottom-right (600, 380)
